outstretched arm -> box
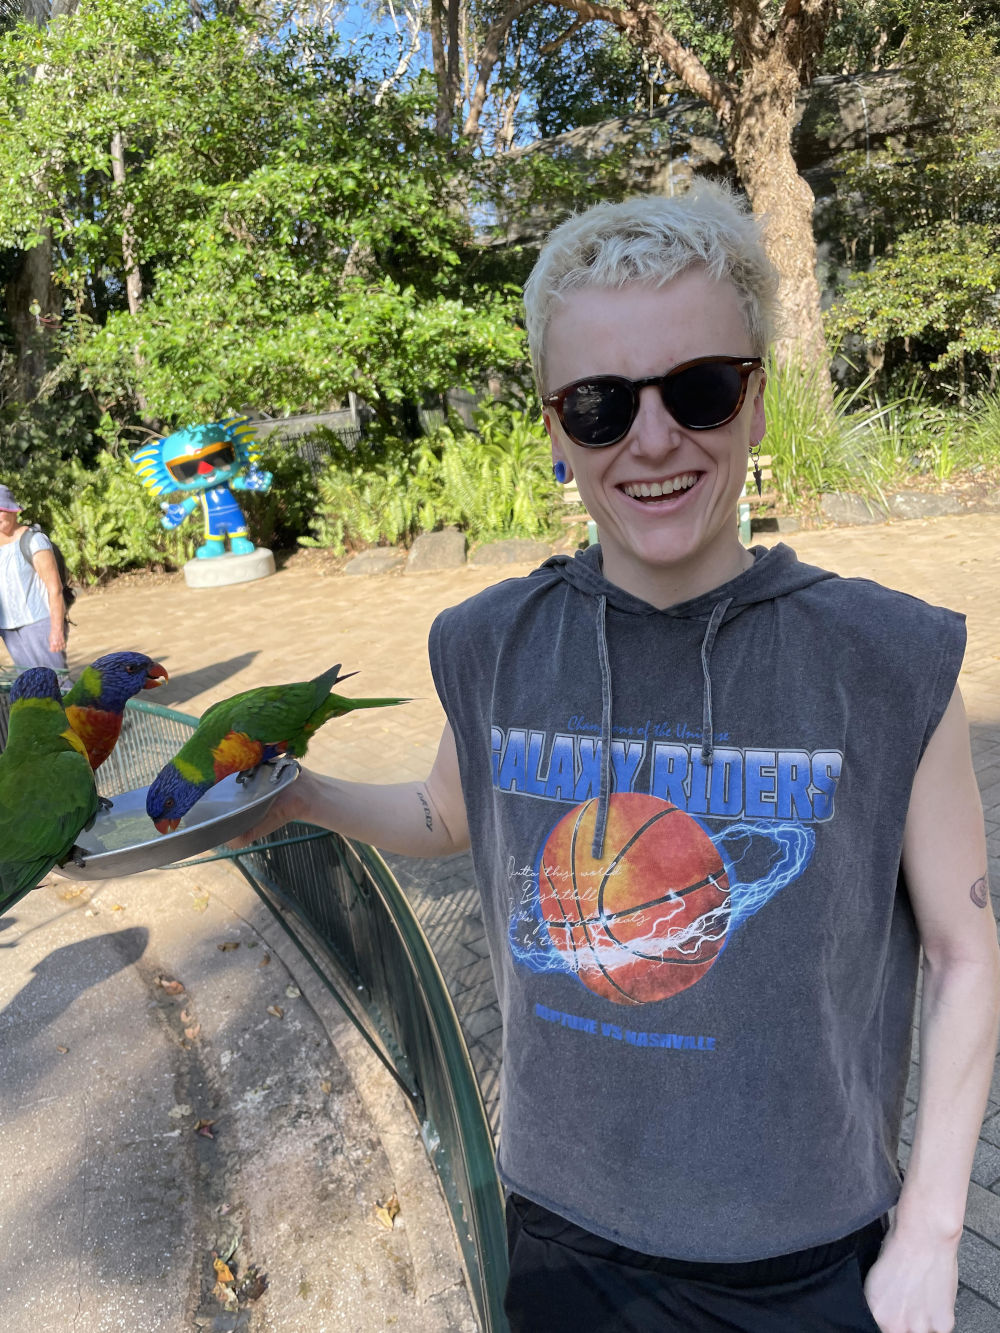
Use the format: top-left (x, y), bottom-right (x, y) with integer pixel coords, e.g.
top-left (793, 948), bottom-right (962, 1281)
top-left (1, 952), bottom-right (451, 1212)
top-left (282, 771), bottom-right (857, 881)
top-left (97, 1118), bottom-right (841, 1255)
top-left (864, 685), bottom-right (1000, 1333)
top-left (228, 721), bottom-right (470, 858)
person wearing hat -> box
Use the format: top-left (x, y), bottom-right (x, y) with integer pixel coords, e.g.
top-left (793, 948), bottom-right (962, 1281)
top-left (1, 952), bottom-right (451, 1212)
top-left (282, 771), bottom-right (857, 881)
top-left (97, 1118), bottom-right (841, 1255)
top-left (0, 484), bottom-right (68, 676)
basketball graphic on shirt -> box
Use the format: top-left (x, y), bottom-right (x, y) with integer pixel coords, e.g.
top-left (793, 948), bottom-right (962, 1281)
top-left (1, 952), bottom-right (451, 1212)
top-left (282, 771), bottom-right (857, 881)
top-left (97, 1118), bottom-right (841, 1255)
top-left (537, 794), bottom-right (730, 1005)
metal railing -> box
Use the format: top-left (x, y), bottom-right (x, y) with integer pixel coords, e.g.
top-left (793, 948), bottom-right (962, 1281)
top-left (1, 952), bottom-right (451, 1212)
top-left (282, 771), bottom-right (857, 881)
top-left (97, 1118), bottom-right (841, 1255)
top-left (0, 688), bottom-right (508, 1332)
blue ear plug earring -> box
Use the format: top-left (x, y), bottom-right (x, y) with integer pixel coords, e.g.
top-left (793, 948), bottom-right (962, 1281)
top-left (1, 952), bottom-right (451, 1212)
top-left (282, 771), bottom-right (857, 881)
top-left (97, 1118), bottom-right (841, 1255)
top-left (553, 461), bottom-right (568, 484)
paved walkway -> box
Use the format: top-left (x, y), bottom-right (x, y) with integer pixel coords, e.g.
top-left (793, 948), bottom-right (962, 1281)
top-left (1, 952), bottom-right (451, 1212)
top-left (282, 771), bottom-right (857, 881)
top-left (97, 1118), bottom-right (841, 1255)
top-left (4, 516), bottom-right (1000, 1329)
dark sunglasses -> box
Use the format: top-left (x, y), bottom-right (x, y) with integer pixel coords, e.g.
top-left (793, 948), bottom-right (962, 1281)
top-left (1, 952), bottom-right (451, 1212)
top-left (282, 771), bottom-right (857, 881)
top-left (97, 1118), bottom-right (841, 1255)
top-left (166, 443), bottom-right (236, 482)
top-left (542, 355), bottom-right (764, 448)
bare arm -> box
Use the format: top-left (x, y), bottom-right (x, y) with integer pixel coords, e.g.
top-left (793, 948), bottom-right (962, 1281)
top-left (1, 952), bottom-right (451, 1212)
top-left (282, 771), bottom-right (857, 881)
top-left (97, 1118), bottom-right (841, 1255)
top-left (865, 685), bottom-right (1000, 1333)
top-left (229, 721), bottom-right (471, 858)
top-left (31, 546), bottom-right (66, 653)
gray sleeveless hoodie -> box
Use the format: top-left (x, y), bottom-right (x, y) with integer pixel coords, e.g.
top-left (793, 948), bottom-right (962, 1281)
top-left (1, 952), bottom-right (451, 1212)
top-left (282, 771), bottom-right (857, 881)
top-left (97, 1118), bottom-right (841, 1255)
top-left (429, 542), bottom-right (965, 1261)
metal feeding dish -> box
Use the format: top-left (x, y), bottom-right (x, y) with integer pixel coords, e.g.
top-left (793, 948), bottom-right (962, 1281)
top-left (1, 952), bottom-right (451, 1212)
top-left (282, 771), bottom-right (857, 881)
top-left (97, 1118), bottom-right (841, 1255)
top-left (54, 763), bottom-right (299, 881)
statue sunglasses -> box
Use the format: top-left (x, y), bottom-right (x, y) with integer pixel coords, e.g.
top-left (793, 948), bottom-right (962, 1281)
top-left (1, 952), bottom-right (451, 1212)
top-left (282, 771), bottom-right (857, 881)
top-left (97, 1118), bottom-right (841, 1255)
top-left (166, 442), bottom-right (236, 483)
top-left (542, 355), bottom-right (764, 448)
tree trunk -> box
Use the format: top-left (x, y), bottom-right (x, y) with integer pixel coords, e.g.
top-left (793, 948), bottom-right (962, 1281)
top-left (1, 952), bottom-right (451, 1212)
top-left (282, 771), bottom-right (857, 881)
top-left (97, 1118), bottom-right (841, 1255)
top-left (728, 48), bottom-right (828, 374)
top-left (3, 0), bottom-right (81, 403)
top-left (109, 129), bottom-right (150, 415)
top-left (468, 0), bottom-right (836, 382)
top-left (110, 130), bottom-right (143, 317)
top-left (429, 0), bottom-right (450, 135)
top-left (5, 237), bottom-right (52, 402)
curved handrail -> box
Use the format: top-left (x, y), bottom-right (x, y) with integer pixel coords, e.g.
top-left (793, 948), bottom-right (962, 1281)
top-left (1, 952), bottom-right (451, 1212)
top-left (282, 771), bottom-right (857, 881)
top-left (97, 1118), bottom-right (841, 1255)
top-left (235, 829), bottom-right (508, 1331)
top-left (0, 687), bottom-right (508, 1331)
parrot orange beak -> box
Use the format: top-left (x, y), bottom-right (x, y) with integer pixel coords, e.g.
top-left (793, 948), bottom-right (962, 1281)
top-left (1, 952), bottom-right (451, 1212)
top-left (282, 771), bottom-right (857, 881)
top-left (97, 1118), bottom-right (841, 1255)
top-left (143, 662), bottom-right (168, 689)
top-left (154, 817), bottom-right (182, 835)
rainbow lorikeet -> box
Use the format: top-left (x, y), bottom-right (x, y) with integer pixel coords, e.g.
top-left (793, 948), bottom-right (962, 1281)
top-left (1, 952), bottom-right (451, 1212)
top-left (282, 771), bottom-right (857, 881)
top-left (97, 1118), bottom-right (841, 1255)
top-left (63, 651), bottom-right (169, 770)
top-left (145, 663), bottom-right (407, 833)
top-left (0, 668), bottom-right (99, 916)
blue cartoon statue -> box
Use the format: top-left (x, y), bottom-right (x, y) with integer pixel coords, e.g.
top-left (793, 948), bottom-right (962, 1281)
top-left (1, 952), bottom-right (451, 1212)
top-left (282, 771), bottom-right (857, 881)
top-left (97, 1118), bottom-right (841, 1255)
top-left (132, 417), bottom-right (272, 559)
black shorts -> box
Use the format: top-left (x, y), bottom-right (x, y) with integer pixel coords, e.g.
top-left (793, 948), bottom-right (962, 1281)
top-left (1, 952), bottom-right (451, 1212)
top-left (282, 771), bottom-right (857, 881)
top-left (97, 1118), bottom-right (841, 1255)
top-left (504, 1192), bottom-right (887, 1332)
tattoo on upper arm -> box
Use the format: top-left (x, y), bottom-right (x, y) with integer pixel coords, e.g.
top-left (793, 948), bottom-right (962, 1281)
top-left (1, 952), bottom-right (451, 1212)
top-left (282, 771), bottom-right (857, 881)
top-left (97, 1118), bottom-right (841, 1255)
top-left (970, 874), bottom-right (989, 909)
top-left (417, 790), bottom-right (434, 832)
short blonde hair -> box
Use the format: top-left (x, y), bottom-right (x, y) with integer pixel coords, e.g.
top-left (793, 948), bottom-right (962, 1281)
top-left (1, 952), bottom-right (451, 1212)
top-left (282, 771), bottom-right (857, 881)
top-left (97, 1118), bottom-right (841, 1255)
top-left (523, 182), bottom-right (780, 391)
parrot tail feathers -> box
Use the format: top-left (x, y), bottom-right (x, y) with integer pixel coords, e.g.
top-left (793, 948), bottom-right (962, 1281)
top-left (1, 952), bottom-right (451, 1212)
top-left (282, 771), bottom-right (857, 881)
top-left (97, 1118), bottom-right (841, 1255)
top-left (314, 694), bottom-right (410, 728)
top-left (0, 855), bottom-right (58, 916)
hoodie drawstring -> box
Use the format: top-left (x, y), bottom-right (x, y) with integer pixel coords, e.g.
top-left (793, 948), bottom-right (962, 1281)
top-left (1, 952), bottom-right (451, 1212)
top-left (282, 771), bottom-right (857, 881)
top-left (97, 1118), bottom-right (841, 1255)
top-left (700, 598), bottom-right (732, 765)
top-left (592, 594), bottom-right (613, 859)
top-left (590, 592), bottom-right (732, 857)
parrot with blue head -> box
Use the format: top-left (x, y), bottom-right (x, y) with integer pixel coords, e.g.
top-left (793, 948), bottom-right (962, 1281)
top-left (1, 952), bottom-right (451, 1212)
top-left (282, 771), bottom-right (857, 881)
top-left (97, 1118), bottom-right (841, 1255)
top-left (145, 663), bottom-right (407, 833)
top-left (0, 668), bottom-right (99, 915)
top-left (63, 651), bottom-right (169, 771)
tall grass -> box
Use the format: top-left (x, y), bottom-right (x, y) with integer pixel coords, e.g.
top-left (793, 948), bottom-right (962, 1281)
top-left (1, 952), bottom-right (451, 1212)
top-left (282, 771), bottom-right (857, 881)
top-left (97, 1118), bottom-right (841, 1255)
top-left (763, 363), bottom-right (999, 504)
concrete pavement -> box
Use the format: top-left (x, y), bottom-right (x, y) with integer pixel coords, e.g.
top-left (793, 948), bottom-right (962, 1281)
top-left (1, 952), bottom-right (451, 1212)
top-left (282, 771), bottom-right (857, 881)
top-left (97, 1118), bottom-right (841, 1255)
top-left (3, 515), bottom-right (1000, 1329)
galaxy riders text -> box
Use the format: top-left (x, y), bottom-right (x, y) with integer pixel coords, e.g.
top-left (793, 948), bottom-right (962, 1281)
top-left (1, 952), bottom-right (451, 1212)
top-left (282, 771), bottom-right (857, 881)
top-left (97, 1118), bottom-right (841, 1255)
top-left (491, 725), bottom-right (843, 821)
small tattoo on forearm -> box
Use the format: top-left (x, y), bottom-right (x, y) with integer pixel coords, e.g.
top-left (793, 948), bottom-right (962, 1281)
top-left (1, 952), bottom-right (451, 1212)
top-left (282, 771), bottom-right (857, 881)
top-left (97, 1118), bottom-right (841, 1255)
top-left (970, 874), bottom-right (989, 909)
top-left (417, 790), bottom-right (434, 832)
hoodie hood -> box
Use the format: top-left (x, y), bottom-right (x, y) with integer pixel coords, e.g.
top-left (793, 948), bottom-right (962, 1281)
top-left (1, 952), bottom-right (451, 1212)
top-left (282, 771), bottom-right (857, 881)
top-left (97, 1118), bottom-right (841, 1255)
top-left (539, 543), bottom-right (836, 856)
top-left (540, 541), bottom-right (835, 618)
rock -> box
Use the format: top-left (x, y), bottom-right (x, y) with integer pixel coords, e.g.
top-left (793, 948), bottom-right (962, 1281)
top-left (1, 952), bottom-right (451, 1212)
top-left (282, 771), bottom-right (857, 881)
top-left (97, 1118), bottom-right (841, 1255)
top-left (885, 491), bottom-right (963, 520)
top-left (342, 548), bottom-right (405, 576)
top-left (404, 528), bottom-right (467, 573)
top-left (819, 492), bottom-right (887, 527)
top-left (469, 539), bottom-right (552, 567)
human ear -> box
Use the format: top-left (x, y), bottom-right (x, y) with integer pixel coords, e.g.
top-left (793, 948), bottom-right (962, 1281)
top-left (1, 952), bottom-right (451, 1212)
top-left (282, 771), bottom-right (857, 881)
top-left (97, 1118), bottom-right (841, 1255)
top-left (543, 409), bottom-right (574, 484)
top-left (751, 372), bottom-right (767, 443)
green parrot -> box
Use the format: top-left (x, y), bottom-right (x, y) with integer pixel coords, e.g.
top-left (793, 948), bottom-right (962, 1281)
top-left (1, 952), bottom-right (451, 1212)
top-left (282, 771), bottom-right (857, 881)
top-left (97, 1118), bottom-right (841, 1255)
top-left (0, 668), bottom-right (100, 916)
top-left (145, 663), bottom-right (406, 832)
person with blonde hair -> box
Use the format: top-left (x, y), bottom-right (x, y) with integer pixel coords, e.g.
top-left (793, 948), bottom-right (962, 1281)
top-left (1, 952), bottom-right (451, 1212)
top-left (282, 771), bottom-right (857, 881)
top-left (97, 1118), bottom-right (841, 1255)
top-left (238, 182), bottom-right (1000, 1332)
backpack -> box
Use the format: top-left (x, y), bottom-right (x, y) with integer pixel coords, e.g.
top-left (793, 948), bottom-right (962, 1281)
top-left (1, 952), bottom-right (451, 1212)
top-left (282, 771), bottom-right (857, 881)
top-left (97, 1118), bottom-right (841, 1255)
top-left (18, 524), bottom-right (76, 615)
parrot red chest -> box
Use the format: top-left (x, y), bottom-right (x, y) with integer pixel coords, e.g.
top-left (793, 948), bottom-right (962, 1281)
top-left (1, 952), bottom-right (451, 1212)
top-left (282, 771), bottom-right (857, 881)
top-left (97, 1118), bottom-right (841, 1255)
top-left (64, 705), bottom-right (122, 771)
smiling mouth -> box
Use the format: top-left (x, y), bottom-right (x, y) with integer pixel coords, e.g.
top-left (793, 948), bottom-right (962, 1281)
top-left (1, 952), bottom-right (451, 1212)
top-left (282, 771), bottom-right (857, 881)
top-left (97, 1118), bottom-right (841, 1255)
top-left (620, 473), bottom-right (699, 501)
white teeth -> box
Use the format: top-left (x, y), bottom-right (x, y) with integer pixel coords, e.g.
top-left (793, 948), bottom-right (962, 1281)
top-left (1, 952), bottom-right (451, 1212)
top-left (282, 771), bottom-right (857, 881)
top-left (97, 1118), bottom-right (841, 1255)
top-left (623, 474), bottom-right (696, 499)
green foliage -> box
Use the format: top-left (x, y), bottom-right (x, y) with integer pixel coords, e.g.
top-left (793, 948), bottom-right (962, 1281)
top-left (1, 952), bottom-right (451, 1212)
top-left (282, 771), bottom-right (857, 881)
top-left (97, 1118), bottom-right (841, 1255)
top-left (506, 1), bottom-right (731, 142)
top-left (761, 359), bottom-right (886, 501)
top-left (432, 403), bottom-right (558, 541)
top-left (301, 436), bottom-right (439, 553)
top-left (962, 391), bottom-right (1000, 468)
top-left (0, 344), bottom-right (104, 527)
top-left (0, 3), bottom-right (529, 433)
top-left (237, 440), bottom-right (319, 553)
top-left (761, 359), bottom-right (1000, 501)
top-left (827, 224), bottom-right (1000, 389)
top-left (46, 451), bottom-right (195, 584)
top-left (302, 404), bottom-right (560, 555)
top-left (828, 2), bottom-right (1000, 401)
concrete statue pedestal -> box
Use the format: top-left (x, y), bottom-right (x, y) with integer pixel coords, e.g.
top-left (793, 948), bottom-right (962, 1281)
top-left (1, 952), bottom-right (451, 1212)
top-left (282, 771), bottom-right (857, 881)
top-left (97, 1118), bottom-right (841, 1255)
top-left (182, 547), bottom-right (275, 589)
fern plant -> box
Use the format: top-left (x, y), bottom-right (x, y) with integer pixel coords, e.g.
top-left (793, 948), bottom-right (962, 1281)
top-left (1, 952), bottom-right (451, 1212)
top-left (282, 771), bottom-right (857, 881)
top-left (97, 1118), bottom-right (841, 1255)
top-left (48, 452), bottom-right (195, 583)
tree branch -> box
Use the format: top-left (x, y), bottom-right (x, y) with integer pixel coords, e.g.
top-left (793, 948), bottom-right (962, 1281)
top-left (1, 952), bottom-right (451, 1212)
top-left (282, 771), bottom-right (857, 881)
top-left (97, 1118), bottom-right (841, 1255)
top-left (464, 0), bottom-right (542, 139)
top-left (549, 0), bottom-right (736, 122)
top-left (540, 17), bottom-right (588, 58)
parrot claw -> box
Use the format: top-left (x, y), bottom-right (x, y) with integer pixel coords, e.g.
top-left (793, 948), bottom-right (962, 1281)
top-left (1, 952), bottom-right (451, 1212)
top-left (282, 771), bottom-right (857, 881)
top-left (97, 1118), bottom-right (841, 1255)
top-left (80, 796), bottom-right (113, 836)
top-left (235, 766), bottom-right (259, 787)
top-left (266, 755), bottom-right (297, 784)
